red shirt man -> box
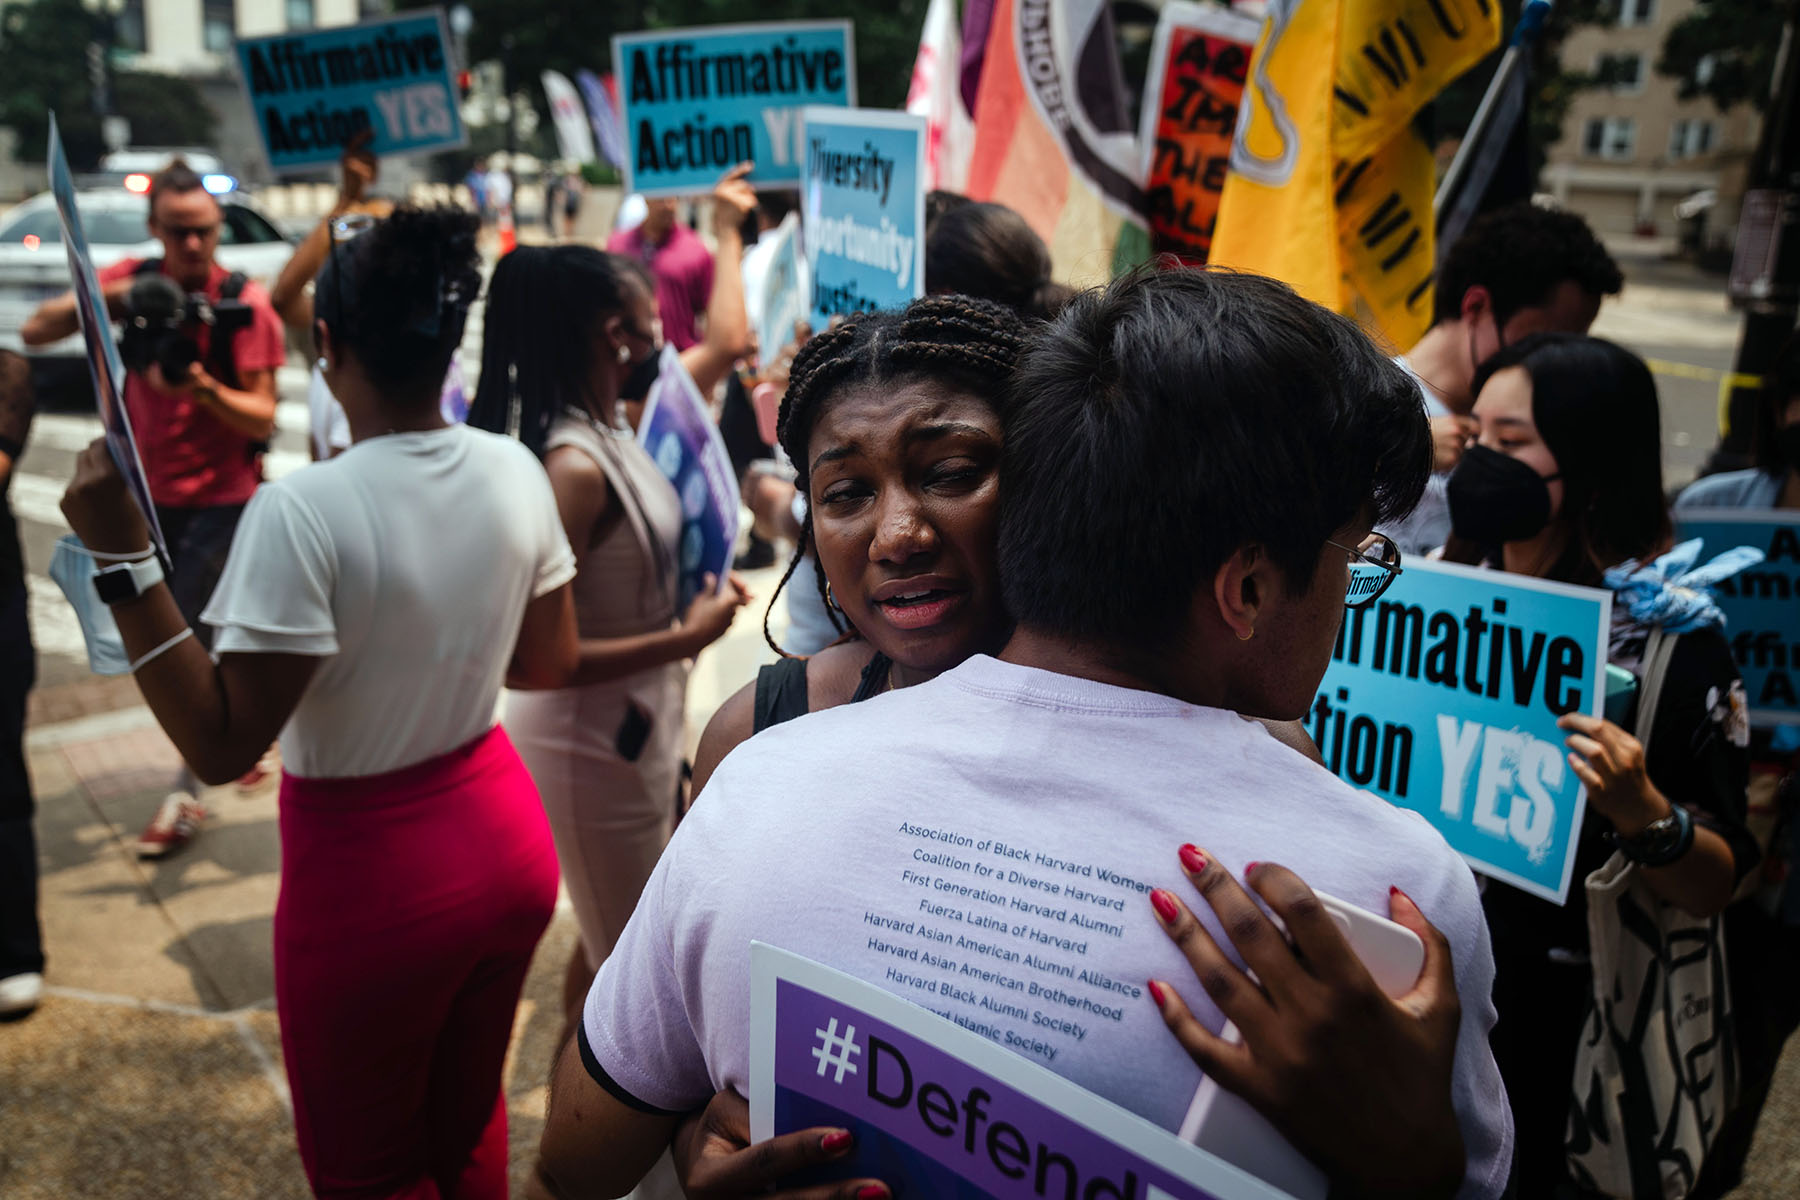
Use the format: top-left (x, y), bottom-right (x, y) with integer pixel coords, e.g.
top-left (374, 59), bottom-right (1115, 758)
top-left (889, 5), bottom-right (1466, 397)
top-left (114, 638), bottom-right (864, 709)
top-left (608, 197), bottom-right (714, 351)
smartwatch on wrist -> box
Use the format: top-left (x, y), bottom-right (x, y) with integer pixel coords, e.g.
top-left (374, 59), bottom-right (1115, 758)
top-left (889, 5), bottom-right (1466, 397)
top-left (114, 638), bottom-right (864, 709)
top-left (93, 555), bottom-right (165, 606)
top-left (1612, 802), bottom-right (1695, 867)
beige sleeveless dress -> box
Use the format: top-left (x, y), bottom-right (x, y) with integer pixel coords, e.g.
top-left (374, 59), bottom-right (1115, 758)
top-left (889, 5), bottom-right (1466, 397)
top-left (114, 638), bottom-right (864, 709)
top-left (504, 412), bottom-right (687, 969)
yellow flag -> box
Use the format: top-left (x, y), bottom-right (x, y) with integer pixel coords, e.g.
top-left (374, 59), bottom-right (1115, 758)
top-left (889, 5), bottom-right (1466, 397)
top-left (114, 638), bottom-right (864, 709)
top-left (1212, 0), bottom-right (1500, 350)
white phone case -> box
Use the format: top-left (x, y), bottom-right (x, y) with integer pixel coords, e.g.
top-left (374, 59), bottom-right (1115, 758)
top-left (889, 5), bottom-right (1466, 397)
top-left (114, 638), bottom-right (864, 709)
top-left (1176, 889), bottom-right (1425, 1199)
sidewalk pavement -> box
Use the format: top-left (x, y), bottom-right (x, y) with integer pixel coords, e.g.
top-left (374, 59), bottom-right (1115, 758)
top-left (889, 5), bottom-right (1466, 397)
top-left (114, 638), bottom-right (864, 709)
top-left (5, 562), bottom-right (1800, 1197)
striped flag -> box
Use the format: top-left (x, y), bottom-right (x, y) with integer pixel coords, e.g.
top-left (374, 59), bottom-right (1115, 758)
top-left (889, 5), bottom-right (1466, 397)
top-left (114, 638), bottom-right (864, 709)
top-left (576, 69), bottom-right (629, 170)
top-left (964, 0), bottom-right (1147, 285)
top-left (1211, 0), bottom-right (1500, 350)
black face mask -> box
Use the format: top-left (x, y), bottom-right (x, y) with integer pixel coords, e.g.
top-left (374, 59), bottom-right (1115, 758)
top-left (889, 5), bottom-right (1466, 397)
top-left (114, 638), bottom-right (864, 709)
top-left (618, 348), bottom-right (662, 403)
top-left (1779, 423), bottom-right (1800, 471)
top-left (1447, 443), bottom-right (1563, 545)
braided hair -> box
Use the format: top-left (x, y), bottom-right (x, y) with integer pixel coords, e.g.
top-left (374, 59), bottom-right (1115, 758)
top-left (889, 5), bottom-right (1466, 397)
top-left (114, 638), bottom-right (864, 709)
top-left (764, 294), bottom-right (1030, 655)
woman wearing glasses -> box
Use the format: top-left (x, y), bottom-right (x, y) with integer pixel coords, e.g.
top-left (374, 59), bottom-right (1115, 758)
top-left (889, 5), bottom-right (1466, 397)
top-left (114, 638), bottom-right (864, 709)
top-left (60, 206), bottom-right (582, 1198)
top-left (1442, 333), bottom-right (1757, 1196)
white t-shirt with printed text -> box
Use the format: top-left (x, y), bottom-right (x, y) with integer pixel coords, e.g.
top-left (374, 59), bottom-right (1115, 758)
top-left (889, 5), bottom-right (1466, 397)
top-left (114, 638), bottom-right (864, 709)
top-left (583, 654), bottom-right (1513, 1199)
top-left (202, 424), bottom-right (575, 778)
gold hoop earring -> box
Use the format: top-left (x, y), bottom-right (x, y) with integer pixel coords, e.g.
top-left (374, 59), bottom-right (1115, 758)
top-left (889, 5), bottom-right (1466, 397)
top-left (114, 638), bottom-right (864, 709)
top-left (825, 582), bottom-right (844, 614)
top-left (1237, 627), bottom-right (1255, 642)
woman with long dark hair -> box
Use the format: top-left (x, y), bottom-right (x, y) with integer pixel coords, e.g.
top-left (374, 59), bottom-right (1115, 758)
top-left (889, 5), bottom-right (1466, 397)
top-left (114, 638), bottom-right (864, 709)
top-left (1444, 333), bottom-right (1757, 1195)
top-left (60, 205), bottom-right (580, 1198)
top-left (469, 231), bottom-right (751, 1040)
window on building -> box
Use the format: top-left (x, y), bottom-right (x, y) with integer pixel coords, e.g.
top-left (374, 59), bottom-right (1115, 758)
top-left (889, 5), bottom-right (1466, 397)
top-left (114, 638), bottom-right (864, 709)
top-left (1583, 116), bottom-right (1638, 161)
top-left (1596, 52), bottom-right (1645, 93)
top-left (115, 0), bottom-right (147, 53)
top-left (1669, 119), bottom-right (1717, 160)
top-left (203, 1), bottom-right (235, 54)
top-left (286, 0), bottom-right (316, 29)
top-left (1614, 0), bottom-right (1656, 26)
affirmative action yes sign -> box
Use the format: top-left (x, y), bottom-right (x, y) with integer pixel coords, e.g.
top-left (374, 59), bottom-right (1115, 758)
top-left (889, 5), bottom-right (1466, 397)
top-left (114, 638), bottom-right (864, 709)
top-left (1678, 510), bottom-right (1800, 725)
top-left (613, 21), bottom-right (855, 196)
top-left (1314, 560), bottom-right (1610, 904)
top-left (236, 11), bottom-right (466, 172)
top-left (750, 945), bottom-right (1286, 1200)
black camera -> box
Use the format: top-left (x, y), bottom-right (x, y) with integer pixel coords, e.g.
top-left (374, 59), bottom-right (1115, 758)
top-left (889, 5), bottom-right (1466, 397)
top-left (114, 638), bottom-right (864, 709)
top-left (118, 273), bottom-right (254, 383)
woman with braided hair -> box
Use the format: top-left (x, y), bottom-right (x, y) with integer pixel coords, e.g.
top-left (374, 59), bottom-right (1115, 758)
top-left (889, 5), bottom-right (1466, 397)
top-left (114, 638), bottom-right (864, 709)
top-left (691, 294), bottom-right (1024, 791)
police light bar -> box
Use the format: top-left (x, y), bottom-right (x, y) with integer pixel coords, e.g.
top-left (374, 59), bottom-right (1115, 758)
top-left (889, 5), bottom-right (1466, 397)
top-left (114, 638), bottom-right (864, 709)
top-left (202, 174), bottom-right (237, 194)
top-left (123, 173), bottom-right (151, 193)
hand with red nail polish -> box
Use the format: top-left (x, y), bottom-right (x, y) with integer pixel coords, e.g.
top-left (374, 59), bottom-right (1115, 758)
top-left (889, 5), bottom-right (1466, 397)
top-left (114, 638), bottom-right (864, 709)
top-left (1144, 847), bottom-right (1467, 1200)
top-left (670, 1087), bottom-right (892, 1199)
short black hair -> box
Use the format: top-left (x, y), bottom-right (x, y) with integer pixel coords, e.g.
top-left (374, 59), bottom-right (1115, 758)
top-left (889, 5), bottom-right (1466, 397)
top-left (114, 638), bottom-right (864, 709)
top-left (147, 159), bottom-right (208, 213)
top-left (316, 204), bottom-right (480, 408)
top-left (1754, 328), bottom-right (1800, 474)
top-left (1471, 333), bottom-right (1669, 585)
top-left (1434, 202), bottom-right (1623, 325)
top-left (926, 201), bottom-right (1073, 321)
top-left (998, 268), bottom-right (1431, 649)
top-left (766, 294), bottom-right (1029, 653)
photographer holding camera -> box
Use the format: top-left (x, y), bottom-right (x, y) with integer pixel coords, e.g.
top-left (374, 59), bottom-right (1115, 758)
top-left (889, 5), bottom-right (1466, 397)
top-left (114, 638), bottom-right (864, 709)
top-left (22, 159), bottom-right (285, 858)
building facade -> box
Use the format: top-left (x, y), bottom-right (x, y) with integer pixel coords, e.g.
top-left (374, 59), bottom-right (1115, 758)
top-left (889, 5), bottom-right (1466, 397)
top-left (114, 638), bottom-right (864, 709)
top-left (1544, 0), bottom-right (1759, 244)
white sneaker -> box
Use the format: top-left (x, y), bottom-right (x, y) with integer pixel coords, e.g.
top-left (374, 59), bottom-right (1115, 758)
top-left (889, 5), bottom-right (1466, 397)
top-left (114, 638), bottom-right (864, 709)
top-left (0, 971), bottom-right (43, 1018)
top-left (136, 793), bottom-right (208, 859)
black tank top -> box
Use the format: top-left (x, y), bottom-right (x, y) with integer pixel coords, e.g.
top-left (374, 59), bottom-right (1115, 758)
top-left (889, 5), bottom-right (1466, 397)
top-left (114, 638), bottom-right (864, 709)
top-left (751, 650), bottom-right (893, 733)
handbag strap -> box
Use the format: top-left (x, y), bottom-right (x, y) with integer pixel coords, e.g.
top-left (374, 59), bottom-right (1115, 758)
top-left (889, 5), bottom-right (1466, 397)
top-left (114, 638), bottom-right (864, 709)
top-left (1633, 626), bottom-right (1680, 755)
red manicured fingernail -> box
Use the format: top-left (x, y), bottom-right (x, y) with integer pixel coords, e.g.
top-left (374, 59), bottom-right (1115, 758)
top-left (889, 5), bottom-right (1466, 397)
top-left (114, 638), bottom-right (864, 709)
top-left (1244, 861), bottom-right (1260, 877)
top-left (1391, 885), bottom-right (1413, 905)
top-left (1151, 889), bottom-right (1179, 923)
top-left (1148, 979), bottom-right (1168, 1007)
top-left (1179, 843), bottom-right (1206, 874)
top-left (822, 1130), bottom-right (852, 1153)
top-left (857, 1188), bottom-right (888, 1200)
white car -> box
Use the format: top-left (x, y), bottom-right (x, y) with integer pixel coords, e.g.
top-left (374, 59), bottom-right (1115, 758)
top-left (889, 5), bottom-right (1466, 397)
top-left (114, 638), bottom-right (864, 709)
top-left (0, 187), bottom-right (294, 388)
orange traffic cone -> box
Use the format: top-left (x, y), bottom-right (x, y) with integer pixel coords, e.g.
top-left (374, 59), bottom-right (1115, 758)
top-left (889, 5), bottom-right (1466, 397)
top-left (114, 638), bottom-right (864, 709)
top-left (497, 206), bottom-right (516, 256)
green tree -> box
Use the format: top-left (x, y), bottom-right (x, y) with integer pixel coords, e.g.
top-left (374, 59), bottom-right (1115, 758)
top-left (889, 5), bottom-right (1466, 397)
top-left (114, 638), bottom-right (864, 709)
top-left (1657, 0), bottom-right (1790, 112)
top-left (0, 0), bottom-right (216, 166)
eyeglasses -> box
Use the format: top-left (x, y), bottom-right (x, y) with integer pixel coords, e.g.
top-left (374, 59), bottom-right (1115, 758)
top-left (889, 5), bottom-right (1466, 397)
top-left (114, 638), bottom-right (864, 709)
top-left (325, 214), bottom-right (376, 342)
top-left (1329, 533), bottom-right (1403, 609)
top-left (163, 223), bottom-right (219, 242)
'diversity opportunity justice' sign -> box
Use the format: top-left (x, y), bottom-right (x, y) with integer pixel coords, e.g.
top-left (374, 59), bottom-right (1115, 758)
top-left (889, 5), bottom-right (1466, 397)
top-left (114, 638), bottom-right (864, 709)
top-left (235, 11), bottom-right (466, 172)
top-left (1314, 559), bottom-right (1611, 904)
top-left (612, 21), bottom-right (856, 196)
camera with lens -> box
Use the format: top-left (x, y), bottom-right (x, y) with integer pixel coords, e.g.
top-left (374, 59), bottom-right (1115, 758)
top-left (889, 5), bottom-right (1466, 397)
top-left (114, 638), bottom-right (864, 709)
top-left (118, 271), bottom-right (254, 384)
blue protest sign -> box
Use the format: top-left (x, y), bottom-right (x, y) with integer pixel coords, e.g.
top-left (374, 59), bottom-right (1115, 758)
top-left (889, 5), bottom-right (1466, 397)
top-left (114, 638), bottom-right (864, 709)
top-left (637, 346), bottom-right (740, 608)
top-left (751, 212), bottom-right (807, 373)
top-left (1676, 510), bottom-right (1800, 725)
top-left (47, 113), bottom-right (167, 565)
top-left (1314, 559), bottom-right (1610, 904)
top-left (750, 945), bottom-right (1285, 1200)
top-left (612, 21), bottom-right (856, 197)
top-left (235, 11), bottom-right (467, 173)
top-left (801, 108), bottom-right (926, 330)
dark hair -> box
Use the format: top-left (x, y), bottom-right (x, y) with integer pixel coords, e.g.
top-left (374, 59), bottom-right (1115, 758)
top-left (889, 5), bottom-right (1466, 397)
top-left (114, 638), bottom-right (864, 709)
top-left (314, 204), bottom-right (479, 406)
top-left (469, 245), bottom-right (649, 459)
top-left (1754, 329), bottom-right (1800, 474)
top-left (998, 267), bottom-right (1431, 650)
top-left (925, 201), bottom-right (1073, 321)
top-left (925, 189), bottom-right (974, 230)
top-left (766, 294), bottom-right (1030, 653)
top-left (1434, 202), bottom-right (1623, 326)
top-left (147, 159), bottom-right (209, 213)
top-left (1466, 333), bottom-right (1670, 585)
top-left (742, 188), bottom-right (800, 242)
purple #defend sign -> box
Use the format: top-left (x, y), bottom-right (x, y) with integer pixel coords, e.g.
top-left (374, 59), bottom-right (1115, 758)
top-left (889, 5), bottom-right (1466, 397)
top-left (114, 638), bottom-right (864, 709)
top-left (47, 113), bottom-right (169, 565)
top-left (750, 945), bottom-right (1290, 1200)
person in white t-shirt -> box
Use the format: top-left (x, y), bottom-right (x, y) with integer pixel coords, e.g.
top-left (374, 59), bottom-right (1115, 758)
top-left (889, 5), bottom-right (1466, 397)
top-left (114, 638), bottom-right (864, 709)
top-left (61, 206), bottom-right (580, 1198)
top-left (1385, 203), bottom-right (1621, 557)
top-left (536, 269), bottom-right (1514, 1199)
